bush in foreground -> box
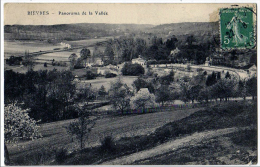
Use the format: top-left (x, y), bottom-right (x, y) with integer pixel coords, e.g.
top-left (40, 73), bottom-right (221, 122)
top-left (55, 147), bottom-right (68, 164)
top-left (100, 136), bottom-right (116, 154)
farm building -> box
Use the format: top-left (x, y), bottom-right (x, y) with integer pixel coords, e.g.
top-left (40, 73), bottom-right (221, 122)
top-left (73, 75), bottom-right (79, 82)
top-left (95, 59), bottom-right (103, 66)
top-left (170, 47), bottom-right (180, 56)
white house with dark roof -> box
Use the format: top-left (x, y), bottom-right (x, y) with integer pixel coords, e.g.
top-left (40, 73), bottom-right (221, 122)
top-left (132, 56), bottom-right (146, 66)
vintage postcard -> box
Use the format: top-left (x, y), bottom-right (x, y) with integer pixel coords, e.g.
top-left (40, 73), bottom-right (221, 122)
top-left (1, 2), bottom-right (258, 165)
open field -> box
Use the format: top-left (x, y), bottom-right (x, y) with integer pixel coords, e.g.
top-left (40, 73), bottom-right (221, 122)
top-left (7, 106), bottom-right (204, 163)
top-left (66, 37), bottom-right (112, 46)
top-left (4, 37), bottom-right (110, 58)
top-left (77, 76), bottom-right (138, 90)
top-left (4, 41), bottom-right (63, 57)
top-left (6, 100), bottom-right (257, 165)
top-left (4, 64), bottom-right (68, 73)
top-left (98, 100), bottom-right (257, 165)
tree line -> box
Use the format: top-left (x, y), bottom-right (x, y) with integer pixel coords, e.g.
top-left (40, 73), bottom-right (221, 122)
top-left (100, 35), bottom-right (215, 66)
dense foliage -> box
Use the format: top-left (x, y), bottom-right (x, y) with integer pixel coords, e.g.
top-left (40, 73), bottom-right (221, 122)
top-left (105, 73), bottom-right (117, 78)
top-left (5, 103), bottom-right (41, 143)
top-left (109, 79), bottom-right (133, 114)
top-left (5, 69), bottom-right (76, 122)
top-left (85, 70), bottom-right (97, 80)
top-left (130, 88), bottom-right (156, 110)
top-left (121, 63), bottom-right (145, 76)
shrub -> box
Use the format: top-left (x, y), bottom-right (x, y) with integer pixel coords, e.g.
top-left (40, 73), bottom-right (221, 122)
top-left (55, 147), bottom-right (68, 164)
top-left (100, 136), bottom-right (116, 154)
top-left (147, 60), bottom-right (157, 65)
top-left (85, 70), bottom-right (97, 80)
top-left (146, 68), bottom-right (154, 76)
top-left (121, 63), bottom-right (145, 76)
top-left (92, 64), bottom-right (104, 67)
top-left (105, 73), bottom-right (117, 78)
top-left (186, 65), bottom-right (191, 71)
top-left (159, 70), bottom-right (174, 85)
top-left (74, 64), bottom-right (85, 69)
top-left (158, 60), bottom-right (169, 64)
top-left (52, 61), bottom-right (67, 67)
top-left (230, 129), bottom-right (257, 148)
top-left (14, 147), bottom-right (54, 165)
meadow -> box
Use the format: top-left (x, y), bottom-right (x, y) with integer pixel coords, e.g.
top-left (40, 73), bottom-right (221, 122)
top-left (4, 37), bottom-right (110, 59)
top-left (4, 40), bottom-right (63, 58)
top-left (7, 106), bottom-right (203, 164)
top-left (7, 100), bottom-right (257, 165)
top-left (77, 76), bottom-right (138, 90)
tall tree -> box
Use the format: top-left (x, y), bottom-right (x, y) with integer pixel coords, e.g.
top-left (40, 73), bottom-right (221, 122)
top-left (104, 44), bottom-right (115, 64)
top-left (80, 48), bottom-right (91, 68)
top-left (67, 109), bottom-right (96, 150)
top-left (68, 53), bottom-right (78, 69)
top-left (22, 50), bottom-right (35, 71)
top-left (180, 82), bottom-right (191, 104)
top-left (130, 88), bottom-right (156, 111)
top-left (109, 79), bottom-right (133, 114)
top-left (155, 85), bottom-right (172, 106)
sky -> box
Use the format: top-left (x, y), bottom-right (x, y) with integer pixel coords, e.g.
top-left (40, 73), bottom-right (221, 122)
top-left (4, 3), bottom-right (256, 25)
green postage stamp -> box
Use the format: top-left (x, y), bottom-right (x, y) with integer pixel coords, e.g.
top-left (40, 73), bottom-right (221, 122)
top-left (220, 7), bottom-right (255, 49)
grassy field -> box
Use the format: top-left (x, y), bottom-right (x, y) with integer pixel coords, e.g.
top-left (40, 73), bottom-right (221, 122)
top-left (134, 128), bottom-right (257, 165)
top-left (4, 37), bottom-right (110, 57)
top-left (7, 100), bottom-right (256, 165)
top-left (66, 37), bottom-right (111, 47)
top-left (4, 64), bottom-right (68, 73)
top-left (76, 76), bottom-right (138, 90)
top-left (4, 37), bottom-right (110, 69)
top-left (4, 40), bottom-right (63, 57)
top-left (7, 106), bottom-right (203, 165)
top-left (130, 100), bottom-right (257, 165)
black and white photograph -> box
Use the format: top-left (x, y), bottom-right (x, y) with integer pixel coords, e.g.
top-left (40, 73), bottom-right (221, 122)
top-left (1, 2), bottom-right (258, 165)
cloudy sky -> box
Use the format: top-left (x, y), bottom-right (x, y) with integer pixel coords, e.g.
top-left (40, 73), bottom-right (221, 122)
top-left (4, 3), bottom-right (256, 25)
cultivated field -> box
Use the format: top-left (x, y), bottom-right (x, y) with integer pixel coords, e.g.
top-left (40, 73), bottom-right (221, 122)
top-left (4, 64), bottom-right (68, 73)
top-left (66, 37), bottom-right (112, 47)
top-left (4, 41), bottom-right (63, 57)
top-left (4, 37), bottom-right (110, 59)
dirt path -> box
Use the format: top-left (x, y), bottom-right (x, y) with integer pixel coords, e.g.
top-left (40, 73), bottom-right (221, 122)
top-left (101, 126), bottom-right (251, 165)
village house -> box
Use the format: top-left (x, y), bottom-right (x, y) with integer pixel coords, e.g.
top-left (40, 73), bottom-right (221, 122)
top-left (132, 56), bottom-right (146, 66)
top-left (94, 58), bottom-right (103, 66)
top-left (170, 47), bottom-right (180, 56)
top-left (247, 64), bottom-right (257, 78)
top-left (73, 75), bottom-right (79, 82)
